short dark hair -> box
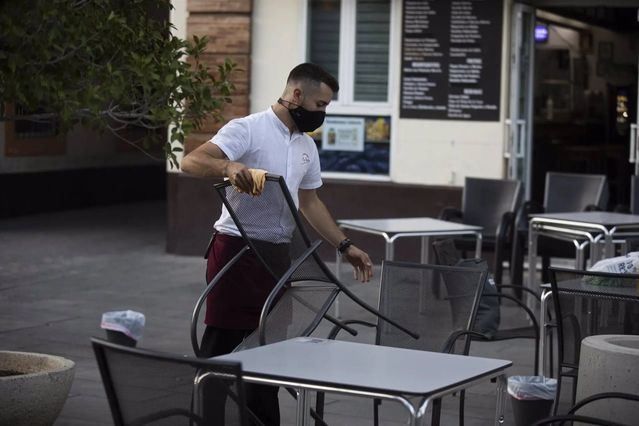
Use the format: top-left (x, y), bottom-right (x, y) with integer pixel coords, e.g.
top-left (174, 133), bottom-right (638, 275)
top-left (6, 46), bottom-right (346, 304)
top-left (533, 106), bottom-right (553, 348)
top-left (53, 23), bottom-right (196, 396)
top-left (287, 63), bottom-right (339, 93)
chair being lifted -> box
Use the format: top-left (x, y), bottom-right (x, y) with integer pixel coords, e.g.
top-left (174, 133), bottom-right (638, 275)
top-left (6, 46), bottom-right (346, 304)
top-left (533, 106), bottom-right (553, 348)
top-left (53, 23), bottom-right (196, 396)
top-left (190, 175), bottom-right (417, 423)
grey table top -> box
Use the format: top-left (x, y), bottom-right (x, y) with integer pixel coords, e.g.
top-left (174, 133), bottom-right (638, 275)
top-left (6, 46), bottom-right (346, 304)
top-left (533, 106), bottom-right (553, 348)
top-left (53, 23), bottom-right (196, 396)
top-left (215, 337), bottom-right (511, 396)
top-left (530, 211), bottom-right (639, 227)
top-left (337, 217), bottom-right (482, 235)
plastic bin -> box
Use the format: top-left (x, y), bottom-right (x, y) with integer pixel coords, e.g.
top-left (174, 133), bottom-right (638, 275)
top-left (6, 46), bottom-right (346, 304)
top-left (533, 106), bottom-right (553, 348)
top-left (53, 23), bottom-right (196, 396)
top-left (507, 376), bottom-right (557, 426)
top-left (100, 310), bottom-right (145, 347)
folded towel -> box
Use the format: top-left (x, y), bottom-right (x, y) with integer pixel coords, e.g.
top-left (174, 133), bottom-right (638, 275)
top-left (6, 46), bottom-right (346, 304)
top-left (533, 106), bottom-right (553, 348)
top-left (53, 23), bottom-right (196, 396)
top-left (233, 168), bottom-right (267, 196)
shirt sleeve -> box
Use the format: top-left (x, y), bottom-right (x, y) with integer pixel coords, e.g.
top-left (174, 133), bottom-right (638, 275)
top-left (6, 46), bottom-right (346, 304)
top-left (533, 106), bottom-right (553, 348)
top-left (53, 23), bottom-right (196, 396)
top-left (209, 118), bottom-right (249, 161)
top-left (299, 140), bottom-right (323, 190)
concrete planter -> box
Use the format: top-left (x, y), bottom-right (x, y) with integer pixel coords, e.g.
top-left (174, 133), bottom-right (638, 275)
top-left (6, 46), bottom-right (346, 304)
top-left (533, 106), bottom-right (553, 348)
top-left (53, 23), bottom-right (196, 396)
top-left (577, 334), bottom-right (639, 424)
top-left (0, 351), bottom-right (75, 426)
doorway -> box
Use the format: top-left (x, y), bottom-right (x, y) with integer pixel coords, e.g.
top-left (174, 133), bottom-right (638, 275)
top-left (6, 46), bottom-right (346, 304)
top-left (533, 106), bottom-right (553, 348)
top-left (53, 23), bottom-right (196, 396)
top-left (527, 5), bottom-right (639, 209)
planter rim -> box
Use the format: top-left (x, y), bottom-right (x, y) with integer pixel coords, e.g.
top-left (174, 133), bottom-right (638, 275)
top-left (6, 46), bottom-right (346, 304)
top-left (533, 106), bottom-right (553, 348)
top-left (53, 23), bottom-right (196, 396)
top-left (0, 350), bottom-right (76, 380)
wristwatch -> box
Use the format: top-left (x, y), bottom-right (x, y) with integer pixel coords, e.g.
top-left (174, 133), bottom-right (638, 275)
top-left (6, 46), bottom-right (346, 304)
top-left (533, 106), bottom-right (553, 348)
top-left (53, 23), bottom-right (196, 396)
top-left (337, 238), bottom-right (353, 255)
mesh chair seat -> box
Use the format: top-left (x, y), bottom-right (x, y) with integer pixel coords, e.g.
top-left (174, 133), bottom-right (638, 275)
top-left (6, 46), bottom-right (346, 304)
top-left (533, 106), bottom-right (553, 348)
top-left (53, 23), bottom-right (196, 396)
top-left (92, 337), bottom-right (250, 426)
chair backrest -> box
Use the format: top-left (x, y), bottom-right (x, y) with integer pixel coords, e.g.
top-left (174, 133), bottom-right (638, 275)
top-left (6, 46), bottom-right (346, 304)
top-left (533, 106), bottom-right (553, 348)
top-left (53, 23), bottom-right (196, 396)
top-left (92, 337), bottom-right (248, 426)
top-left (544, 172), bottom-right (608, 213)
top-left (462, 177), bottom-right (522, 235)
top-left (548, 268), bottom-right (639, 404)
top-left (376, 261), bottom-right (487, 354)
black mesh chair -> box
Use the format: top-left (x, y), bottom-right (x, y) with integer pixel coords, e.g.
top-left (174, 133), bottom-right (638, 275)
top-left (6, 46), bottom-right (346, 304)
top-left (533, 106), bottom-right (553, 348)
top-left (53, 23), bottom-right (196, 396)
top-left (439, 177), bottom-right (522, 287)
top-left (511, 172), bottom-right (608, 288)
top-left (533, 392), bottom-right (639, 426)
top-left (547, 268), bottom-right (639, 414)
top-left (92, 337), bottom-right (250, 426)
top-left (432, 238), bottom-right (541, 373)
top-left (326, 261), bottom-right (488, 426)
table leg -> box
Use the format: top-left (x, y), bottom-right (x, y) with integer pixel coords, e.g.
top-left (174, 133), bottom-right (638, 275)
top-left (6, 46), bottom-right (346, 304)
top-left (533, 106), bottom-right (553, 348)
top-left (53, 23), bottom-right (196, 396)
top-left (419, 237), bottom-right (431, 312)
top-left (386, 240), bottom-right (395, 260)
top-left (474, 232), bottom-right (483, 258)
top-left (539, 289), bottom-right (552, 376)
top-left (295, 388), bottom-right (310, 426)
top-left (494, 374), bottom-right (507, 425)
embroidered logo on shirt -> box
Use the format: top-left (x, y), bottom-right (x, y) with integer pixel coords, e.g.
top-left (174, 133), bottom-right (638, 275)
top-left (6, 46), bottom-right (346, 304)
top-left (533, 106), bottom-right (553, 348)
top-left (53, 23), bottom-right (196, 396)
top-left (301, 153), bottom-right (310, 164)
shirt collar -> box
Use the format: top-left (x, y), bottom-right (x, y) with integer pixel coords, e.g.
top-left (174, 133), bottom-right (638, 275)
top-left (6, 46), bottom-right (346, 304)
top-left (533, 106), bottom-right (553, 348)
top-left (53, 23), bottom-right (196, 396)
top-left (268, 106), bottom-right (295, 135)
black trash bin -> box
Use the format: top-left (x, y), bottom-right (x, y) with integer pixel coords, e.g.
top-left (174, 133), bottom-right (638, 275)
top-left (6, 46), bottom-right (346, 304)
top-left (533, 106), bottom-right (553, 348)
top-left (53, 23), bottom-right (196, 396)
top-left (508, 376), bottom-right (557, 426)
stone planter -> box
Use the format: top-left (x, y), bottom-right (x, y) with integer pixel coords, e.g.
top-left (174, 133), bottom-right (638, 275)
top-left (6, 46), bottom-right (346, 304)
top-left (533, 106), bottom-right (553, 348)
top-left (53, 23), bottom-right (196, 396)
top-left (0, 351), bottom-right (75, 426)
top-left (577, 334), bottom-right (639, 424)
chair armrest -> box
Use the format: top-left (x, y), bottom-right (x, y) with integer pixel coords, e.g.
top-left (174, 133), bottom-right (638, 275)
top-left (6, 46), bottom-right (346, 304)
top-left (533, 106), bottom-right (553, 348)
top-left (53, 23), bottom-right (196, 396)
top-left (584, 204), bottom-right (602, 211)
top-left (495, 284), bottom-right (541, 301)
top-left (515, 201), bottom-right (544, 232)
top-left (482, 293), bottom-right (540, 337)
top-left (327, 319), bottom-right (377, 340)
top-left (439, 207), bottom-right (463, 222)
top-left (442, 330), bottom-right (489, 353)
top-left (568, 392), bottom-right (639, 415)
top-left (532, 414), bottom-right (625, 426)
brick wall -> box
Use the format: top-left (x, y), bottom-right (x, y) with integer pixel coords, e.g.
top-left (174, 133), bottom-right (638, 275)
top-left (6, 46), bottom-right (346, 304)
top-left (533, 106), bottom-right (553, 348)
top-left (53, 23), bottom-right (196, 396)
top-left (185, 0), bottom-right (252, 152)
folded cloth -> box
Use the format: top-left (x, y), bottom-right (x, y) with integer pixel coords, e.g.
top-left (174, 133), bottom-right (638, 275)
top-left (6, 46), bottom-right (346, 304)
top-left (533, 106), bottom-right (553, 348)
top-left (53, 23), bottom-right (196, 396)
top-left (233, 168), bottom-right (267, 196)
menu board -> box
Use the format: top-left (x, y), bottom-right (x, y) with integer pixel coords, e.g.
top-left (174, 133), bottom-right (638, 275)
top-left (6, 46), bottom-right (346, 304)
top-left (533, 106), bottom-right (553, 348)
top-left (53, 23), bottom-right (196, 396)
top-left (400, 0), bottom-right (503, 121)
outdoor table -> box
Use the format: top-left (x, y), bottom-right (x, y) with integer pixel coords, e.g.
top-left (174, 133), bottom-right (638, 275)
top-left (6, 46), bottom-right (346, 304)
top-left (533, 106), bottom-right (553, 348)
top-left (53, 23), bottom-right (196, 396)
top-left (527, 212), bottom-right (639, 307)
top-left (538, 279), bottom-right (639, 376)
top-left (214, 337), bottom-right (512, 426)
top-left (336, 217), bottom-right (483, 276)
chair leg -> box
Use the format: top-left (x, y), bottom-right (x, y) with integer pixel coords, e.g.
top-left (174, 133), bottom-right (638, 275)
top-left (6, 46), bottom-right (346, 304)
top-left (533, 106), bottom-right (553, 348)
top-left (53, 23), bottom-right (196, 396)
top-left (510, 238), bottom-right (524, 299)
top-left (494, 244), bottom-right (504, 287)
top-left (459, 389), bottom-right (465, 426)
top-left (553, 375), bottom-right (563, 415)
top-left (373, 398), bottom-right (380, 426)
top-left (315, 392), bottom-right (325, 426)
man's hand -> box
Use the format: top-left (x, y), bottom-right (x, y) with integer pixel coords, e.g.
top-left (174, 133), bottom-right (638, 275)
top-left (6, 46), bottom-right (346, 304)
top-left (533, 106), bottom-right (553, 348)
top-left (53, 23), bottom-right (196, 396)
top-left (225, 161), bottom-right (254, 194)
top-left (343, 245), bottom-right (373, 283)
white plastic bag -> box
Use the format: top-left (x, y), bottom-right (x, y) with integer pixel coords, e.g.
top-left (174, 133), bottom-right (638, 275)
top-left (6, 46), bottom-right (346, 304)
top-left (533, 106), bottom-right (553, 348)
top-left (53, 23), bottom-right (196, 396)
top-left (585, 252), bottom-right (639, 286)
top-left (100, 310), bottom-right (145, 341)
top-left (507, 376), bottom-right (557, 400)
top-left (589, 251), bottom-right (639, 274)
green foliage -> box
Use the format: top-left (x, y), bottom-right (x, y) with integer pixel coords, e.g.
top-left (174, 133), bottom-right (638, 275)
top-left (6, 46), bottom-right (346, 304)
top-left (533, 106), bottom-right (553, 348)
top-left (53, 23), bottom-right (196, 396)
top-left (0, 0), bottom-right (237, 168)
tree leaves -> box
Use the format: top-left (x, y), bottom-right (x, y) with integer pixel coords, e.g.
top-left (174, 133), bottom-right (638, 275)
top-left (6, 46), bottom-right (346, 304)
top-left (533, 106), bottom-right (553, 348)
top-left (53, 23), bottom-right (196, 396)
top-left (0, 0), bottom-right (236, 168)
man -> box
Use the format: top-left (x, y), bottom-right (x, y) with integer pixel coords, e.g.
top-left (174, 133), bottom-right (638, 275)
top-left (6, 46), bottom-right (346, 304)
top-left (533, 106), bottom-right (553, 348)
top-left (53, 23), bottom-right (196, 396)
top-left (181, 63), bottom-right (372, 425)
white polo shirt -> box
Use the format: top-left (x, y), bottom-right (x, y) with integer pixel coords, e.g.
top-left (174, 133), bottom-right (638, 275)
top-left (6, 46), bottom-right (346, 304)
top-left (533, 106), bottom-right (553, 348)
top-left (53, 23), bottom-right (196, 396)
top-left (211, 107), bottom-right (323, 243)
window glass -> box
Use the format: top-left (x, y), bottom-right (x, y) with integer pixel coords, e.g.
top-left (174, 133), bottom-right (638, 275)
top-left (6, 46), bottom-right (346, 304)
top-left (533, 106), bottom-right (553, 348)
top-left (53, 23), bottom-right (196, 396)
top-left (354, 0), bottom-right (390, 102)
top-left (308, 0), bottom-right (341, 85)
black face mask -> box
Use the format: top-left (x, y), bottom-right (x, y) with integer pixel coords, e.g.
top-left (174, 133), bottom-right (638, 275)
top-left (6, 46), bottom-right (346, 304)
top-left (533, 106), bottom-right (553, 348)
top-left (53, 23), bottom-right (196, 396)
top-left (278, 98), bottom-right (326, 132)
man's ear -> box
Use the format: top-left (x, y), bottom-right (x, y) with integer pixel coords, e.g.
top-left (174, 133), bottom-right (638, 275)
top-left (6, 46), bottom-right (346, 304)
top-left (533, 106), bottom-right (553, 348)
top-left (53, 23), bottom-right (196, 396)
top-left (292, 87), bottom-right (303, 104)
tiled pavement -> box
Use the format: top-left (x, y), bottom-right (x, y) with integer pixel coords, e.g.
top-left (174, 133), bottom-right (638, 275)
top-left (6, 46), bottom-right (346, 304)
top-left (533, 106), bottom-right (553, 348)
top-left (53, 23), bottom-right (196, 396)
top-left (0, 201), bottom-right (541, 425)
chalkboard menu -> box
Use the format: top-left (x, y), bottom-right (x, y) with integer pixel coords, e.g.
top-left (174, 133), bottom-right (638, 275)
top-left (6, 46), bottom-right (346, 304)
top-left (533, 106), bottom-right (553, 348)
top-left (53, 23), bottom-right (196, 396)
top-left (400, 0), bottom-right (503, 121)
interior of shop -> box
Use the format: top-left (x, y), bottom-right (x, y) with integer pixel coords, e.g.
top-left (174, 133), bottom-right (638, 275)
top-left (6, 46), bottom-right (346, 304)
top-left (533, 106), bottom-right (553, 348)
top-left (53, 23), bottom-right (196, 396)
top-left (531, 6), bottom-right (638, 208)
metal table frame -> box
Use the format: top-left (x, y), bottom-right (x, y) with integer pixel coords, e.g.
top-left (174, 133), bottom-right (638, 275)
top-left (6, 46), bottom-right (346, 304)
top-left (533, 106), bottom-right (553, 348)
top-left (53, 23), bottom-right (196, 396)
top-left (336, 217), bottom-right (483, 276)
top-left (527, 213), bottom-right (639, 308)
top-left (212, 337), bottom-right (511, 426)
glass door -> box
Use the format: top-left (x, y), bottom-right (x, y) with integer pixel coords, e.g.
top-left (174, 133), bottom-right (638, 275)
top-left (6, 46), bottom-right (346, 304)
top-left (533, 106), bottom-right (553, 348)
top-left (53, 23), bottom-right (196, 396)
top-left (507, 3), bottom-right (535, 199)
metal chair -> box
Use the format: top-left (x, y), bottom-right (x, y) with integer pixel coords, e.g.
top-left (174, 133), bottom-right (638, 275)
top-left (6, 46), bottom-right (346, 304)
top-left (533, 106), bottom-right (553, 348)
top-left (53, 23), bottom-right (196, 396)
top-left (547, 268), bottom-right (639, 414)
top-left (432, 238), bottom-right (541, 373)
top-left (91, 337), bottom-right (251, 426)
top-left (511, 172), bottom-right (608, 288)
top-left (439, 177), bottom-right (522, 286)
top-left (326, 261), bottom-right (488, 426)
top-left (533, 392), bottom-right (639, 426)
